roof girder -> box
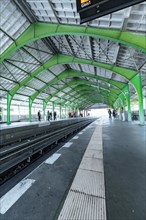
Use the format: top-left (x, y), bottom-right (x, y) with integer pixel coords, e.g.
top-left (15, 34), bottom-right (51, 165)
top-left (55, 88), bottom-right (114, 107)
top-left (1, 22), bottom-right (146, 62)
top-left (54, 86), bottom-right (113, 105)
top-left (9, 54), bottom-right (133, 97)
top-left (45, 79), bottom-right (118, 106)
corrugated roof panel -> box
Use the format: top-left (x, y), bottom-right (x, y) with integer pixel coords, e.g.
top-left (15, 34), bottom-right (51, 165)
top-left (57, 92), bottom-right (65, 97)
top-left (0, 31), bottom-right (13, 55)
top-left (37, 92), bottom-right (50, 100)
top-left (18, 86), bottom-right (36, 96)
top-left (33, 98), bottom-right (43, 105)
top-left (0, 77), bottom-right (17, 90)
top-left (7, 49), bottom-right (40, 73)
top-left (63, 88), bottom-right (72, 93)
top-left (0, 0), bottom-right (30, 53)
top-left (27, 78), bottom-right (46, 90)
top-left (13, 94), bottom-right (29, 101)
top-left (37, 70), bottom-right (55, 83)
top-left (4, 62), bottom-right (28, 81)
top-left (24, 40), bottom-right (53, 63)
top-left (0, 90), bottom-right (7, 98)
top-left (49, 65), bottom-right (66, 75)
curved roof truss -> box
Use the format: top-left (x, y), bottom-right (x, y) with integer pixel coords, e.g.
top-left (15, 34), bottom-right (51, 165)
top-left (1, 22), bottom-right (146, 62)
top-left (54, 84), bottom-right (117, 106)
top-left (9, 54), bottom-right (134, 99)
top-left (43, 78), bottom-right (119, 105)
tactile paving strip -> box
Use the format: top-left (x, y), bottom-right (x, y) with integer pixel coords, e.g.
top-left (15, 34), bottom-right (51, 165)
top-left (71, 169), bottom-right (105, 198)
top-left (57, 124), bottom-right (106, 220)
top-left (58, 191), bottom-right (106, 220)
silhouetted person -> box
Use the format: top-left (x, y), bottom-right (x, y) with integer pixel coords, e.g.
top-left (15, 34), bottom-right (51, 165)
top-left (38, 110), bottom-right (41, 121)
top-left (108, 109), bottom-right (112, 118)
top-left (113, 109), bottom-right (116, 118)
top-left (54, 111), bottom-right (57, 120)
top-left (50, 112), bottom-right (52, 120)
top-left (47, 110), bottom-right (50, 121)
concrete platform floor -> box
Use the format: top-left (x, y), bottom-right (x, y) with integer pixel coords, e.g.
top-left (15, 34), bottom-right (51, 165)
top-left (101, 117), bottom-right (146, 220)
top-left (0, 118), bottom-right (145, 220)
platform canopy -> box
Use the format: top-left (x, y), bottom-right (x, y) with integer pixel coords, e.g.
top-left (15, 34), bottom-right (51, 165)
top-left (0, 0), bottom-right (146, 110)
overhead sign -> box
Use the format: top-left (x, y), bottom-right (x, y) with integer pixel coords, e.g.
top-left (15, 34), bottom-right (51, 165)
top-left (77, 0), bottom-right (107, 12)
top-left (76, 0), bottom-right (145, 24)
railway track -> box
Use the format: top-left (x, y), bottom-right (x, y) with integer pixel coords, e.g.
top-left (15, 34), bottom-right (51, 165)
top-left (0, 118), bottom-right (96, 184)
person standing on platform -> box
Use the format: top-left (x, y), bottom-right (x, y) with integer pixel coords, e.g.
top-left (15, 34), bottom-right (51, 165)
top-left (108, 109), bottom-right (112, 118)
top-left (50, 112), bottom-right (52, 120)
top-left (113, 109), bottom-right (116, 118)
top-left (47, 110), bottom-right (50, 121)
top-left (38, 110), bottom-right (41, 121)
top-left (121, 107), bottom-right (125, 121)
top-left (54, 111), bottom-right (57, 120)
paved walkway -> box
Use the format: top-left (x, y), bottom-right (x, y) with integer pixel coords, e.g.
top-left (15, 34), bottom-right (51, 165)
top-left (58, 124), bottom-right (106, 220)
top-left (0, 118), bottom-right (145, 220)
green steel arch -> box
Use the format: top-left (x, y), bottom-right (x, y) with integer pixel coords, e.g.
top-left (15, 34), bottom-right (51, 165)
top-left (55, 91), bottom-right (113, 109)
top-left (8, 54), bottom-right (138, 124)
top-left (45, 78), bottom-right (119, 104)
top-left (9, 54), bottom-right (134, 97)
top-left (40, 80), bottom-right (118, 120)
top-left (54, 84), bottom-right (116, 105)
top-left (61, 92), bottom-right (114, 108)
top-left (30, 69), bottom-right (126, 102)
top-left (8, 54), bottom-right (132, 123)
top-left (1, 22), bottom-right (146, 62)
top-left (54, 86), bottom-right (115, 106)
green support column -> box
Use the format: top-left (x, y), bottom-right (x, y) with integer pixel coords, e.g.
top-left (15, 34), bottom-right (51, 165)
top-left (29, 97), bottom-right (33, 122)
top-left (123, 85), bottom-right (131, 121)
top-left (7, 93), bottom-right (13, 125)
top-left (60, 105), bottom-right (62, 119)
top-left (43, 100), bottom-right (47, 120)
top-left (131, 75), bottom-right (144, 124)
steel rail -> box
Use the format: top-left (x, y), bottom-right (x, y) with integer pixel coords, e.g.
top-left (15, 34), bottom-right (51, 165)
top-left (0, 118), bottom-right (96, 183)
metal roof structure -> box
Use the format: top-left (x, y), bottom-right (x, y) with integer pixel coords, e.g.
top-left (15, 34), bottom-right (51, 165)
top-left (0, 0), bottom-right (146, 124)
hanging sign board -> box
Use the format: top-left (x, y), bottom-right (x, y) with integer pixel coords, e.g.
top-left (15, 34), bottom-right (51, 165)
top-left (76, 0), bottom-right (145, 24)
top-left (77, 0), bottom-right (107, 12)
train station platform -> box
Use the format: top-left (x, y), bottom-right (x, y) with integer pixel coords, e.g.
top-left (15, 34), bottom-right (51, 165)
top-left (0, 118), bottom-right (145, 220)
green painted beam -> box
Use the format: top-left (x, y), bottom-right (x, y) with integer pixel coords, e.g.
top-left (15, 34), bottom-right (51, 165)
top-left (9, 54), bottom-right (132, 97)
top-left (131, 74), bottom-right (145, 124)
top-left (62, 98), bottom-right (100, 109)
top-left (30, 68), bottom-right (126, 102)
top-left (1, 22), bottom-right (146, 62)
top-left (7, 93), bottom-right (13, 125)
top-left (54, 86), bottom-right (109, 105)
top-left (6, 54), bottom-right (137, 124)
top-left (43, 83), bottom-right (113, 113)
top-left (122, 85), bottom-right (131, 121)
top-left (44, 79), bottom-right (119, 104)
top-left (62, 93), bottom-right (112, 108)
top-left (55, 87), bottom-right (113, 106)
top-left (60, 87), bottom-right (114, 106)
